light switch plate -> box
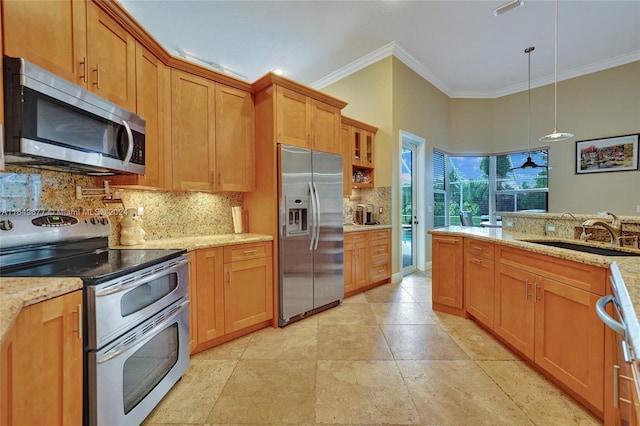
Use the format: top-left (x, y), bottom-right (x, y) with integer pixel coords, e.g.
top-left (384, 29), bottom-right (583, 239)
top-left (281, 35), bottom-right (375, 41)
top-left (504, 219), bottom-right (514, 229)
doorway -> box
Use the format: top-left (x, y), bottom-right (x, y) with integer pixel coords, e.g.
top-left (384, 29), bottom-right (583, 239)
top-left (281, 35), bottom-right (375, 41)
top-left (400, 131), bottom-right (425, 275)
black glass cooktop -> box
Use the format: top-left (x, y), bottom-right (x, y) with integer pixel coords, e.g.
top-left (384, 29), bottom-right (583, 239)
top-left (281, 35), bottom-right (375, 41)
top-left (1, 247), bottom-right (186, 284)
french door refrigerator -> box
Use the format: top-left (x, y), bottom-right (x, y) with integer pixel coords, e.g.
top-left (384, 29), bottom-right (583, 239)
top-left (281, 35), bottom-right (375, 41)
top-left (278, 144), bottom-right (344, 326)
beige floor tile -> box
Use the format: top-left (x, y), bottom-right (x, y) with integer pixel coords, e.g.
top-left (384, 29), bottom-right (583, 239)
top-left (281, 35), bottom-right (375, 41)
top-left (369, 302), bottom-right (439, 325)
top-left (382, 324), bottom-right (470, 360)
top-left (478, 360), bottom-right (602, 425)
top-left (343, 293), bottom-right (368, 303)
top-left (317, 325), bottom-right (393, 360)
top-left (191, 334), bottom-right (252, 360)
top-left (397, 360), bottom-right (530, 425)
top-left (315, 360), bottom-right (421, 425)
top-left (207, 360), bottom-right (317, 424)
top-left (316, 302), bottom-right (377, 326)
top-left (143, 358), bottom-right (237, 425)
top-left (442, 319), bottom-right (519, 361)
top-left (363, 282), bottom-right (417, 303)
top-left (241, 323), bottom-right (318, 360)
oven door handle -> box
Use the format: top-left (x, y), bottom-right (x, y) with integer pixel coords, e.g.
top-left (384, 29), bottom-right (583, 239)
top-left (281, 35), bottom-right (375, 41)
top-left (95, 257), bottom-right (188, 297)
top-left (97, 299), bottom-right (190, 364)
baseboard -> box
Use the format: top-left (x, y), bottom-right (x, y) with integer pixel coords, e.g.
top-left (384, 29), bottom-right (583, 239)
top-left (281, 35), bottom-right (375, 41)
top-left (392, 272), bottom-right (403, 283)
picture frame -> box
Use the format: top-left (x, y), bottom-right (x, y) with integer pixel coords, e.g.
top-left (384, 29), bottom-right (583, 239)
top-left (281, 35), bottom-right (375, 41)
top-left (575, 134), bottom-right (639, 174)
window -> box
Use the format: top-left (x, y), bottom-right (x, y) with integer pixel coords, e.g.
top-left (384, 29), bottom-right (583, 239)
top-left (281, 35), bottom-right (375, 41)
top-left (432, 148), bottom-right (548, 227)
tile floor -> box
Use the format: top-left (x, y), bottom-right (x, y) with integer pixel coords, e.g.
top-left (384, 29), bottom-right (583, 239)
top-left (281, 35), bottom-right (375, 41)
top-left (143, 272), bottom-right (602, 425)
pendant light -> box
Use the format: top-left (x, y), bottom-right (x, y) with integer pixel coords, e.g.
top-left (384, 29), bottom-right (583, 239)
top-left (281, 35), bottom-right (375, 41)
top-left (511, 46), bottom-right (544, 171)
top-left (539, 0), bottom-right (573, 142)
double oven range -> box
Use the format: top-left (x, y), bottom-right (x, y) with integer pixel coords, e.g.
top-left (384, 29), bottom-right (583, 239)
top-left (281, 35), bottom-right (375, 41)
top-left (0, 212), bottom-right (190, 425)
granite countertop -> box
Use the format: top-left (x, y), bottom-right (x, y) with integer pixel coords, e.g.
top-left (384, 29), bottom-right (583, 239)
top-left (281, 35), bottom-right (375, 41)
top-left (344, 224), bottom-right (393, 232)
top-left (430, 226), bottom-right (640, 359)
top-left (0, 233), bottom-right (273, 344)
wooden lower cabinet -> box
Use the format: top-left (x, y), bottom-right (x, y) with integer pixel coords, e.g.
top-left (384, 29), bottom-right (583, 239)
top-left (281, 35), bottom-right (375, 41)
top-left (432, 235), bottom-right (464, 315)
top-left (464, 251), bottom-right (495, 330)
top-left (0, 290), bottom-right (83, 426)
top-left (343, 229), bottom-right (391, 297)
top-left (190, 242), bottom-right (273, 354)
top-left (495, 262), bottom-right (605, 411)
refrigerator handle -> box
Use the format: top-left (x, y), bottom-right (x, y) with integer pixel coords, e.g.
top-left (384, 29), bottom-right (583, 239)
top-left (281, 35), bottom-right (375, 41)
top-left (312, 181), bottom-right (321, 250)
top-left (308, 182), bottom-right (316, 251)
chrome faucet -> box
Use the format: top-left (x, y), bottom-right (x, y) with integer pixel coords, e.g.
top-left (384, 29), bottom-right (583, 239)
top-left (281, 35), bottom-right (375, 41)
top-left (560, 212), bottom-right (592, 241)
top-left (582, 211), bottom-right (622, 246)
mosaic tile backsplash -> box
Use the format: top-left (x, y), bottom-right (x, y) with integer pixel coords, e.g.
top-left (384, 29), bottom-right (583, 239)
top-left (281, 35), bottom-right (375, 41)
top-left (343, 186), bottom-right (392, 225)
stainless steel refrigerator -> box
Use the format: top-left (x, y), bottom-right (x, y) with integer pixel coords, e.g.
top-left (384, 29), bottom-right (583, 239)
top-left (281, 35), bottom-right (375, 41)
top-left (278, 144), bottom-right (344, 326)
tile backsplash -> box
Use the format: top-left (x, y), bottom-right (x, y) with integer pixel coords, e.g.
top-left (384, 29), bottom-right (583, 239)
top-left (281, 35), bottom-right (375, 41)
top-left (343, 186), bottom-right (391, 225)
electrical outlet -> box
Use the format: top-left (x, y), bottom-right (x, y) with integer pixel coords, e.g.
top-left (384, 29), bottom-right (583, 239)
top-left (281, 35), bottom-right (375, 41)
top-left (378, 207), bottom-right (383, 214)
top-left (545, 223), bottom-right (557, 235)
top-left (504, 219), bottom-right (514, 229)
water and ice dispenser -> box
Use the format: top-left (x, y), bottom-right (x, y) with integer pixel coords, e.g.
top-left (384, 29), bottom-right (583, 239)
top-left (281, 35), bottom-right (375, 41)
top-left (284, 196), bottom-right (309, 237)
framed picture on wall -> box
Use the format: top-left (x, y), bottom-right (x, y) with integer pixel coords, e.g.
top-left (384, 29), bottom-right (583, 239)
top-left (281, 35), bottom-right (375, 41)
top-left (575, 134), bottom-right (639, 174)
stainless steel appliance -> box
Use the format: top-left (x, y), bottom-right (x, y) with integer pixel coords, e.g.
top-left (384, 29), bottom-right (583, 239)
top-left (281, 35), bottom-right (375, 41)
top-left (278, 144), bottom-right (344, 326)
top-left (0, 212), bottom-right (189, 426)
top-left (2, 56), bottom-right (145, 175)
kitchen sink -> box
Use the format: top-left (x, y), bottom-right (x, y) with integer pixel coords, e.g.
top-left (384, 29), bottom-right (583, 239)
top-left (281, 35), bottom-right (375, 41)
top-left (526, 240), bottom-right (640, 257)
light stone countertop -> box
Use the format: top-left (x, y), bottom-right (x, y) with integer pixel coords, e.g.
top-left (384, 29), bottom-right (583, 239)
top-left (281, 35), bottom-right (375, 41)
top-left (343, 224), bottom-right (392, 233)
top-left (430, 226), bottom-right (640, 358)
top-left (0, 233), bottom-right (273, 344)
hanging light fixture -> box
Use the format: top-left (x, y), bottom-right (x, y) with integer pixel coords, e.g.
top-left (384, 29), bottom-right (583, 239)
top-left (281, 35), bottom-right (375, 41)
top-left (511, 47), bottom-right (544, 171)
top-left (540, 0), bottom-right (573, 142)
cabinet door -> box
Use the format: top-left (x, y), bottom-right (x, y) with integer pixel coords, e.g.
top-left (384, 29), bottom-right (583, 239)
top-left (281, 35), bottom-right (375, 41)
top-left (464, 253), bottom-right (495, 329)
top-left (9, 291), bottom-right (83, 426)
top-left (534, 277), bottom-right (604, 411)
top-left (171, 70), bottom-right (216, 191)
top-left (215, 85), bottom-right (255, 192)
top-left (3, 0), bottom-right (88, 86)
top-left (432, 235), bottom-right (464, 311)
top-left (494, 263), bottom-right (535, 360)
top-left (341, 123), bottom-right (352, 196)
top-left (187, 251), bottom-right (198, 353)
top-left (354, 241), bottom-right (369, 289)
top-left (195, 248), bottom-right (225, 343)
top-left (361, 130), bottom-right (375, 167)
top-left (0, 318), bottom-right (16, 426)
top-left (276, 86), bottom-right (310, 148)
top-left (224, 257), bottom-right (273, 333)
top-left (343, 240), bottom-right (357, 294)
top-left (86, 2), bottom-right (136, 110)
top-left (310, 100), bottom-right (341, 154)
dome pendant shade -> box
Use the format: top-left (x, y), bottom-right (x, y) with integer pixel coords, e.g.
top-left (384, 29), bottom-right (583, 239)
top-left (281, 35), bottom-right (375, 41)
top-left (520, 156), bottom-right (540, 168)
top-left (540, 0), bottom-right (573, 142)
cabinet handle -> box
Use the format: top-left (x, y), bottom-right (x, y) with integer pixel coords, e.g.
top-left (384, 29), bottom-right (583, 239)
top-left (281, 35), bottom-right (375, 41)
top-left (93, 64), bottom-right (100, 88)
top-left (227, 271), bottom-right (231, 284)
top-left (614, 365), bottom-right (620, 408)
top-left (211, 172), bottom-right (215, 184)
top-left (243, 249), bottom-right (258, 255)
top-left (377, 268), bottom-right (385, 273)
top-left (472, 245), bottom-right (484, 251)
top-left (218, 173), bottom-right (222, 185)
top-left (471, 258), bottom-right (482, 264)
top-left (535, 283), bottom-right (541, 302)
top-left (79, 57), bottom-right (87, 83)
top-left (377, 248), bottom-right (385, 253)
top-left (73, 303), bottom-right (82, 339)
top-left (525, 279), bottom-right (531, 299)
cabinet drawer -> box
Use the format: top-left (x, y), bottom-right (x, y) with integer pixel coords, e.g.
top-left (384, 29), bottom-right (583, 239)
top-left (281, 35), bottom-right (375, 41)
top-left (369, 261), bottom-right (390, 283)
top-left (369, 238), bottom-right (390, 264)
top-left (345, 231), bottom-right (368, 244)
top-left (224, 242), bottom-right (272, 263)
top-left (496, 245), bottom-right (606, 295)
top-left (369, 228), bottom-right (390, 241)
top-left (464, 238), bottom-right (495, 260)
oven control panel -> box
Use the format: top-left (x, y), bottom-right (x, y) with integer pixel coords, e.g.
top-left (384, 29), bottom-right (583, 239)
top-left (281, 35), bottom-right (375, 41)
top-left (0, 212), bottom-right (111, 249)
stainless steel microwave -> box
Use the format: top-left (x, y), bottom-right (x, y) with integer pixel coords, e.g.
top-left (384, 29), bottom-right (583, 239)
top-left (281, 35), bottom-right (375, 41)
top-left (2, 56), bottom-right (145, 175)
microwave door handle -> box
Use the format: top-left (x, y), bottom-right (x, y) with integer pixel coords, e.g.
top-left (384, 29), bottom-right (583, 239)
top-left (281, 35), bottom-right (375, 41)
top-left (121, 120), bottom-right (134, 166)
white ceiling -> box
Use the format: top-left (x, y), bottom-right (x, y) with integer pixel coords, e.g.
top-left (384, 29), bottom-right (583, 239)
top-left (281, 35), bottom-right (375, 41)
top-left (119, 0), bottom-right (640, 98)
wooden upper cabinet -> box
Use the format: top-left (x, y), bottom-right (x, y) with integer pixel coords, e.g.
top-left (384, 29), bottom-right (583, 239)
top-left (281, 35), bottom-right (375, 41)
top-left (86, 2), bottom-right (136, 110)
top-left (310, 99), bottom-right (341, 154)
top-left (215, 85), bottom-right (255, 192)
top-left (275, 86), bottom-right (341, 155)
top-left (104, 42), bottom-right (168, 189)
top-left (341, 123), bottom-right (353, 196)
top-left (3, 0), bottom-right (88, 86)
top-left (171, 69), bottom-right (216, 192)
top-left (276, 86), bottom-right (310, 148)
